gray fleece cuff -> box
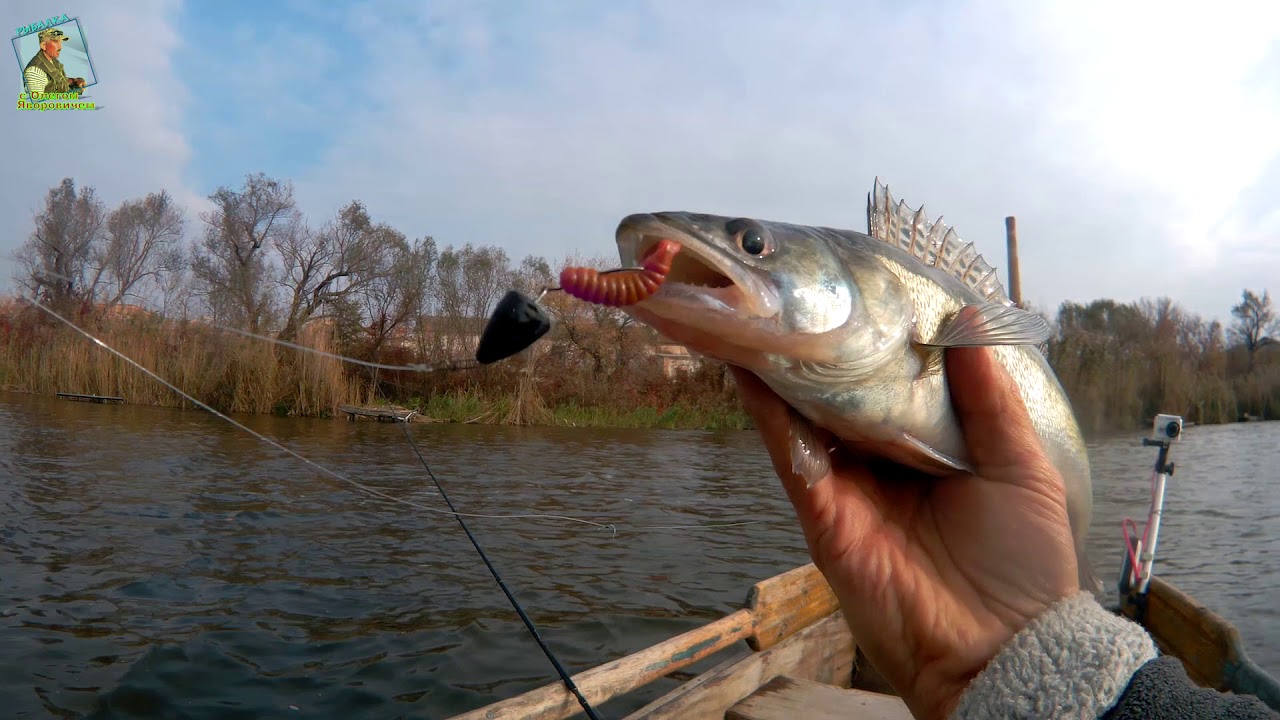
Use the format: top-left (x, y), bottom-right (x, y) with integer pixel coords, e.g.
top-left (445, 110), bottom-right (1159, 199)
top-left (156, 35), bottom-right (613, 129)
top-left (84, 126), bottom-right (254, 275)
top-left (950, 591), bottom-right (1158, 719)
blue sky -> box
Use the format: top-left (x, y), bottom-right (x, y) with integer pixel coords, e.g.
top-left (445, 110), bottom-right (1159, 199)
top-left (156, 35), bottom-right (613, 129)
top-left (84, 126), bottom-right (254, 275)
top-left (4, 0), bottom-right (1279, 324)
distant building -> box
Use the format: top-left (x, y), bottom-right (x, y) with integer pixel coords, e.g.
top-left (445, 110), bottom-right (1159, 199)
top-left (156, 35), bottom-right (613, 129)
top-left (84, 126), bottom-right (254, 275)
top-left (651, 342), bottom-right (701, 378)
top-left (92, 302), bottom-right (155, 320)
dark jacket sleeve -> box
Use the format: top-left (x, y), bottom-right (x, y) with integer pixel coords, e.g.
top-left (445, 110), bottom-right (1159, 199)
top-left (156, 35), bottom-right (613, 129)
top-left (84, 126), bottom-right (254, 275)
top-left (1102, 656), bottom-right (1279, 719)
top-left (949, 591), bottom-right (1278, 719)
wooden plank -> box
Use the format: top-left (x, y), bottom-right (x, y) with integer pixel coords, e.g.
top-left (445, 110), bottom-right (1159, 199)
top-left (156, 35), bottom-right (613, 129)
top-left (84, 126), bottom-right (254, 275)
top-left (338, 405), bottom-right (416, 422)
top-left (1125, 577), bottom-right (1235, 689)
top-left (56, 392), bottom-right (124, 404)
top-left (447, 563), bottom-right (842, 720)
top-left (745, 562), bottom-right (840, 650)
top-left (448, 609), bottom-right (754, 720)
top-left (1129, 576), bottom-right (1280, 712)
top-left (727, 676), bottom-right (911, 720)
top-left (623, 612), bottom-right (856, 720)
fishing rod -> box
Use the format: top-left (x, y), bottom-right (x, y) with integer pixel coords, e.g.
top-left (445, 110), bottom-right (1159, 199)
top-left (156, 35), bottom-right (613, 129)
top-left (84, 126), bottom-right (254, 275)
top-left (24, 260), bottom-right (662, 720)
top-left (305, 266), bottom-right (663, 719)
top-left (446, 289), bottom-right (608, 719)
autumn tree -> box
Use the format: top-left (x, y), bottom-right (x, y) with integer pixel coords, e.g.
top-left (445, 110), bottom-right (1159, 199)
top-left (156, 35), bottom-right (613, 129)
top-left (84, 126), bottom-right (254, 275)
top-left (190, 173), bottom-right (299, 333)
top-left (359, 235), bottom-right (436, 357)
top-left (15, 177), bottom-right (108, 314)
top-left (275, 200), bottom-right (408, 342)
top-left (511, 254), bottom-right (553, 299)
top-left (92, 189), bottom-right (187, 310)
top-left (1231, 289), bottom-right (1277, 371)
top-left (427, 244), bottom-right (514, 359)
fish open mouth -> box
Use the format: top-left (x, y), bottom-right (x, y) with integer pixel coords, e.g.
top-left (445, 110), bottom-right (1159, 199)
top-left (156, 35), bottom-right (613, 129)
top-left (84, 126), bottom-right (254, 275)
top-left (616, 215), bottom-right (779, 319)
top-left (636, 236), bottom-right (734, 290)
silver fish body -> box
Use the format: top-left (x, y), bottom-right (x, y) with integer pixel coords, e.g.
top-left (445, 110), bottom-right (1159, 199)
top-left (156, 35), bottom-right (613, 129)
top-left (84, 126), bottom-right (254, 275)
top-left (611, 186), bottom-right (1098, 592)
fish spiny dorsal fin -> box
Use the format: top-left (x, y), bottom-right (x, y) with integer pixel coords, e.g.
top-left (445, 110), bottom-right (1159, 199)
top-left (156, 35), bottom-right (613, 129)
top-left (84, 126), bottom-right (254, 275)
top-left (867, 177), bottom-right (1013, 306)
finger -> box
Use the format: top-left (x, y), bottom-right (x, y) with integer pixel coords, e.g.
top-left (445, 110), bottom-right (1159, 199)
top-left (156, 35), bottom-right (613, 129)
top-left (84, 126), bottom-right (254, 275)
top-left (945, 344), bottom-right (1055, 481)
top-left (729, 365), bottom-right (815, 500)
top-left (729, 366), bottom-right (878, 529)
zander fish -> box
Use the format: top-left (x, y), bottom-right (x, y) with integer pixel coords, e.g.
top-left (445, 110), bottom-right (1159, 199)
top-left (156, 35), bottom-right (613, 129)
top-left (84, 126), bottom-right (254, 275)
top-left (607, 179), bottom-right (1098, 592)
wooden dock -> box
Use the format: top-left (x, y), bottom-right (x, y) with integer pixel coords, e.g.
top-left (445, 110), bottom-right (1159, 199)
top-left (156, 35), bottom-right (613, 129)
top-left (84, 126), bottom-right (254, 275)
top-left (338, 405), bottom-right (418, 423)
top-left (57, 392), bottom-right (124, 404)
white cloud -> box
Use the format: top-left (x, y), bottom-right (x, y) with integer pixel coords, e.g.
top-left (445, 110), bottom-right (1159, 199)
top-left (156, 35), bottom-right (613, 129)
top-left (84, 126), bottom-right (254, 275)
top-left (5, 0), bottom-right (1276, 326)
top-left (1023, 0), bottom-right (1280, 262)
top-left (277, 0), bottom-right (1280, 324)
top-left (0, 0), bottom-right (206, 293)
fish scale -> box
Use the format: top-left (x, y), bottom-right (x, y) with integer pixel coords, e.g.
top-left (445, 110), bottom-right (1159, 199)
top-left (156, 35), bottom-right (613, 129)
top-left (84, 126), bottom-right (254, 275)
top-left (604, 180), bottom-right (1100, 593)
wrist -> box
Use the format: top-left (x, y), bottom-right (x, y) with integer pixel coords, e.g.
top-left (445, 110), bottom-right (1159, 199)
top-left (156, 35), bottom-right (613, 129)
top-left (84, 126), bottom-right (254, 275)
top-left (912, 639), bottom-right (1015, 720)
top-left (947, 591), bottom-right (1157, 719)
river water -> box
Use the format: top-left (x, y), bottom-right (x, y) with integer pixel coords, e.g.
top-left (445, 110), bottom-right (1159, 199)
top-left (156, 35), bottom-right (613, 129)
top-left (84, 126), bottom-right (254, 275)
top-left (2, 391), bottom-right (1276, 719)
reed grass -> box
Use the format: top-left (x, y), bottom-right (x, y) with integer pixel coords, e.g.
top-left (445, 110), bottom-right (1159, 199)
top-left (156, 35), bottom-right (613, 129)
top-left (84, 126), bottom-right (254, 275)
top-left (4, 299), bottom-right (1276, 435)
top-left (0, 310), bottom-right (358, 417)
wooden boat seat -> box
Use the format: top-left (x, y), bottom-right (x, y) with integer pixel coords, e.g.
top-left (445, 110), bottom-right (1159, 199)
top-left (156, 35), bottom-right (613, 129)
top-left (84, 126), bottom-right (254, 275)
top-left (727, 675), bottom-right (913, 720)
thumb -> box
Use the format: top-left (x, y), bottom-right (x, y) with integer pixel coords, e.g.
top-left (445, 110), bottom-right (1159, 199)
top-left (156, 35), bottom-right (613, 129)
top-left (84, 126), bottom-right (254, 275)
top-left (945, 345), bottom-right (1056, 484)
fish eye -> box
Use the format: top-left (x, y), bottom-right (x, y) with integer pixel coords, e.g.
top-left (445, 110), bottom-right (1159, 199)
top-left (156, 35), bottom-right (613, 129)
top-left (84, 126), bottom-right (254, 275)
top-left (726, 219), bottom-right (774, 258)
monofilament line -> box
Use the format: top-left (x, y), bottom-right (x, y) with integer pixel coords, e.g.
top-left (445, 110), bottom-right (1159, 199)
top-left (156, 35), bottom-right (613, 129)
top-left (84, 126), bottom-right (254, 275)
top-left (24, 298), bottom-right (613, 531)
top-left (211, 323), bottom-right (482, 374)
top-left (25, 298), bottom-right (777, 534)
top-left (397, 420), bottom-right (605, 720)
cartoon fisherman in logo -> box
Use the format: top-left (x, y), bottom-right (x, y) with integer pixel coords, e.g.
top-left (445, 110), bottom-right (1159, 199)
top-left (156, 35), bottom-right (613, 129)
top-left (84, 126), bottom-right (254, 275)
top-left (23, 28), bottom-right (87, 95)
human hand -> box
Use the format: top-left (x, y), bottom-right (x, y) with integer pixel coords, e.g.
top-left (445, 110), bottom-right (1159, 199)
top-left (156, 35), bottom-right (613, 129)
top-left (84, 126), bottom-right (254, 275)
top-left (730, 344), bottom-right (1080, 720)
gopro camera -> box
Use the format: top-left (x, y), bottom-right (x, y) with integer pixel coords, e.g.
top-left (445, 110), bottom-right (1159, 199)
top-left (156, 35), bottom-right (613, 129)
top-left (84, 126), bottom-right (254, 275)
top-left (1151, 413), bottom-right (1183, 443)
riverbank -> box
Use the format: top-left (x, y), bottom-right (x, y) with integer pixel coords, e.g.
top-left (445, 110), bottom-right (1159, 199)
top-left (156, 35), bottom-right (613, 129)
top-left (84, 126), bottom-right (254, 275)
top-left (3, 303), bottom-right (1275, 435)
top-left (0, 311), bottom-right (753, 431)
top-left (8, 387), bottom-right (755, 431)
top-left (385, 393), bottom-right (753, 430)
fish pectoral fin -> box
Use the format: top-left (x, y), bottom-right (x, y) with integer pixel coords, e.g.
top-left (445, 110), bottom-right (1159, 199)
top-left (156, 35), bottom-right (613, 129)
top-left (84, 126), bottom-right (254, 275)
top-left (920, 302), bottom-right (1052, 348)
top-left (890, 432), bottom-right (975, 475)
top-left (787, 409), bottom-right (832, 488)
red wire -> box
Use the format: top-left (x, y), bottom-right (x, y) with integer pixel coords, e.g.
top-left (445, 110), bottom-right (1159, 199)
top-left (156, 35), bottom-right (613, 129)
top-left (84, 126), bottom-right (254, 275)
top-left (1122, 516), bottom-right (1143, 582)
top-left (1121, 469), bottom-right (1161, 587)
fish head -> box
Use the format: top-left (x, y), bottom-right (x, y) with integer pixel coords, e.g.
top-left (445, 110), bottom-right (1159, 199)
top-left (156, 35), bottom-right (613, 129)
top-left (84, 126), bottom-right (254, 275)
top-left (614, 212), bottom-right (912, 371)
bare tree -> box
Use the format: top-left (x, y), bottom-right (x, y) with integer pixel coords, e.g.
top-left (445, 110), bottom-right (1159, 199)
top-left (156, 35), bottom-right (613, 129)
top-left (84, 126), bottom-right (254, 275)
top-left (157, 257), bottom-right (193, 320)
top-left (15, 177), bottom-right (108, 313)
top-left (540, 252), bottom-right (632, 378)
top-left (429, 244), bottom-right (514, 357)
top-left (360, 235), bottom-right (435, 356)
top-left (275, 201), bottom-right (406, 341)
top-left (190, 173), bottom-right (298, 332)
top-left (512, 254), bottom-right (553, 298)
top-left (1231, 289), bottom-right (1277, 371)
top-left (459, 245), bottom-right (514, 321)
top-left (92, 190), bottom-right (186, 310)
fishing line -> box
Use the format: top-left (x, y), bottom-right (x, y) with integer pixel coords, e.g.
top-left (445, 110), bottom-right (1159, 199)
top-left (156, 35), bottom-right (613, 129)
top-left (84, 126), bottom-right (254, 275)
top-left (210, 323), bottom-right (484, 374)
top-left (205, 316), bottom-right (781, 534)
top-left (22, 298), bottom-right (614, 531)
top-left (396, 419), bottom-right (604, 720)
top-left (22, 295), bottom-right (776, 720)
top-left (22, 297), bottom-right (779, 536)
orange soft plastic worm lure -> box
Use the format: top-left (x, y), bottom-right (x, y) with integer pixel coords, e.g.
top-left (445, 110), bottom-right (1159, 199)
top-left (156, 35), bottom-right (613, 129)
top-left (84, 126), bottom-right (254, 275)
top-left (559, 239), bottom-right (681, 307)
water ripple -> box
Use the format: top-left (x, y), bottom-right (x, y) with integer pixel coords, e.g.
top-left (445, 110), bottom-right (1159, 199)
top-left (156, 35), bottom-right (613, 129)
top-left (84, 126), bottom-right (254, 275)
top-left (1, 392), bottom-right (1276, 718)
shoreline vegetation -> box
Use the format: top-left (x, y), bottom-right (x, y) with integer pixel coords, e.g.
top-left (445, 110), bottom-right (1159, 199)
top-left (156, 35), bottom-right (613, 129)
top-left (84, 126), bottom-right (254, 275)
top-left (5, 174), bottom-right (1278, 436)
